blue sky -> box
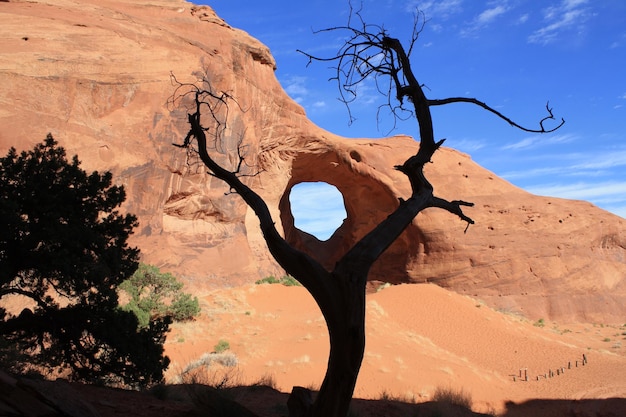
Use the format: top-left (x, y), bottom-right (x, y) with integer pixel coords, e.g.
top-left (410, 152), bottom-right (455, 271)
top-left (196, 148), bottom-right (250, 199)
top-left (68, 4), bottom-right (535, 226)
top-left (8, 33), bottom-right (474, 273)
top-left (206, 0), bottom-right (626, 239)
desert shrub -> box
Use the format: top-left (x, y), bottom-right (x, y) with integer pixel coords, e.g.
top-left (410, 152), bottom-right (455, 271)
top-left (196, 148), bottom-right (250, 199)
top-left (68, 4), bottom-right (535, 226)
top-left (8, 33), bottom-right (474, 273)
top-left (178, 354), bottom-right (240, 390)
top-left (255, 275), bottom-right (301, 286)
top-left (280, 275), bottom-right (301, 286)
top-left (432, 386), bottom-right (473, 410)
top-left (182, 352), bottom-right (238, 375)
top-left (253, 373), bottom-right (278, 389)
top-left (255, 276), bottom-right (280, 285)
top-left (214, 339), bottom-right (231, 353)
top-left (533, 318), bottom-right (545, 327)
top-left (119, 263), bottom-right (200, 328)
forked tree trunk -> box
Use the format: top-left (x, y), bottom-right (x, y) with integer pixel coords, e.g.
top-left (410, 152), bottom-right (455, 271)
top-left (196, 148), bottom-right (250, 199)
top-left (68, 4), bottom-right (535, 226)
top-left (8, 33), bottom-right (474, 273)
top-left (173, 13), bottom-right (559, 413)
top-left (182, 102), bottom-right (468, 416)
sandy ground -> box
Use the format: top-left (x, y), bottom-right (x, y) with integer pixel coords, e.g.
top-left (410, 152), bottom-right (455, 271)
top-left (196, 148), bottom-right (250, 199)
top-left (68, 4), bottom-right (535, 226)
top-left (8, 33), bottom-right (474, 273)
top-left (164, 282), bottom-right (626, 415)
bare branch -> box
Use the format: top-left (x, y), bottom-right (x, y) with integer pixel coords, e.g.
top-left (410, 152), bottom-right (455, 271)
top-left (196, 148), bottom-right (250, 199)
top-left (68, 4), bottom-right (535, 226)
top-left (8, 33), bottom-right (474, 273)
top-left (169, 73), bottom-right (335, 312)
top-left (430, 197), bottom-right (475, 229)
top-left (428, 97), bottom-right (565, 133)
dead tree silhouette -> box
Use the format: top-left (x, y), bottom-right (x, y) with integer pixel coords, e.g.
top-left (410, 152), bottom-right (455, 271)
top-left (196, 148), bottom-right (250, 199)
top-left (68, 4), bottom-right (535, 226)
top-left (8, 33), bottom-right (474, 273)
top-left (170, 6), bottom-right (563, 417)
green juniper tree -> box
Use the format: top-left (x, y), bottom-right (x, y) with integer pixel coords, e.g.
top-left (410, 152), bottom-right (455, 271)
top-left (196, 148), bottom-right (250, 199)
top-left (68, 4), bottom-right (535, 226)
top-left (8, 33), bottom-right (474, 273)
top-left (0, 135), bottom-right (170, 387)
top-left (120, 263), bottom-right (200, 328)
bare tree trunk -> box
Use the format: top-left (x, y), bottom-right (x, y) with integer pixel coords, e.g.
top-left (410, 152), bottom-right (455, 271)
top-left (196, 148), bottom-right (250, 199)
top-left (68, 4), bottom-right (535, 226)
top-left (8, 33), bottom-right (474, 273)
top-left (171, 7), bottom-right (562, 415)
top-left (311, 281), bottom-right (366, 417)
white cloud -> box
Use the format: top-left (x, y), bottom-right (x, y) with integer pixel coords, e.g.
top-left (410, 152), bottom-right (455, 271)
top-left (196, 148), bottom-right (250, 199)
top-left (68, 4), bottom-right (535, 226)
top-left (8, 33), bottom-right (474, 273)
top-left (528, 0), bottom-right (591, 45)
top-left (501, 133), bottom-right (577, 150)
top-left (477, 5), bottom-right (508, 25)
top-left (571, 150), bottom-right (626, 170)
top-left (502, 136), bottom-right (537, 150)
top-left (502, 165), bottom-right (570, 180)
top-left (517, 13), bottom-right (529, 24)
top-left (282, 75), bottom-right (309, 100)
top-left (460, 2), bottom-right (510, 37)
top-left (450, 137), bottom-right (487, 153)
top-left (563, 0), bottom-right (588, 10)
top-left (502, 146), bottom-right (626, 179)
top-left (406, 0), bottom-right (463, 19)
top-left (526, 180), bottom-right (626, 204)
top-left (525, 180), bottom-right (626, 220)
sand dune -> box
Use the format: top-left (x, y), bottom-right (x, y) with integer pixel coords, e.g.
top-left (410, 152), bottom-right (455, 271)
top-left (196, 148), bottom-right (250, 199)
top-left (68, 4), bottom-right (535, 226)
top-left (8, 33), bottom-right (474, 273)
top-left (165, 282), bottom-right (626, 414)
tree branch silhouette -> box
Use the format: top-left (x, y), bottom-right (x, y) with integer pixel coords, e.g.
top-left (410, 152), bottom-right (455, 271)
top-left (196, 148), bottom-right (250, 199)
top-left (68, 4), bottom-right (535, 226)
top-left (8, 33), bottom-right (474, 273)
top-left (172, 5), bottom-right (564, 417)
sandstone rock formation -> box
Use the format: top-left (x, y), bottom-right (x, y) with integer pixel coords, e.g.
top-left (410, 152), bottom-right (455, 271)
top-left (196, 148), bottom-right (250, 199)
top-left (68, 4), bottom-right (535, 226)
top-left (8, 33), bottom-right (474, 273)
top-left (1, 0), bottom-right (624, 322)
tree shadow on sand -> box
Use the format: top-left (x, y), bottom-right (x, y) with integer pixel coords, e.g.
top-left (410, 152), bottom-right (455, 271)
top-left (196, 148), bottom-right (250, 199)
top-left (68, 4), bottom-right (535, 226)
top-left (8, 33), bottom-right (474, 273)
top-left (502, 398), bottom-right (626, 417)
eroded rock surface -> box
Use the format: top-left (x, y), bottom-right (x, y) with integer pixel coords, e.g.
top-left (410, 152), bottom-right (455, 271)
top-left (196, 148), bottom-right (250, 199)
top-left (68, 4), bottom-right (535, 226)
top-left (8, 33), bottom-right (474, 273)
top-left (1, 0), bottom-right (624, 322)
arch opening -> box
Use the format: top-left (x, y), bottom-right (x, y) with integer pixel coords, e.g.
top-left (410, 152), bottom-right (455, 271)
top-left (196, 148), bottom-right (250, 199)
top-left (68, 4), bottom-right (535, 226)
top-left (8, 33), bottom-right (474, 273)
top-left (289, 182), bottom-right (347, 241)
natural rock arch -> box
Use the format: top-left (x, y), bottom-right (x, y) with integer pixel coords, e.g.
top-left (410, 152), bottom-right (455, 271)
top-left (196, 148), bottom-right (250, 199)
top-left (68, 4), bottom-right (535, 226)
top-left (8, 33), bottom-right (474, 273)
top-left (278, 148), bottom-right (428, 283)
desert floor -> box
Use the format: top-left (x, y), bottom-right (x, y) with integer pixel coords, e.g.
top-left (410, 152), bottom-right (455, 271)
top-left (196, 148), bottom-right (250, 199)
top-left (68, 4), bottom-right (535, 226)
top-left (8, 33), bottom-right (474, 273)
top-left (163, 282), bottom-right (626, 416)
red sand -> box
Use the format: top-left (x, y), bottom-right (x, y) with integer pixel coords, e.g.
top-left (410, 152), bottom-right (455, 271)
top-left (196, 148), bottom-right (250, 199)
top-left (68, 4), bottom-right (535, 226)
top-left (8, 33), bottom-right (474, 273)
top-left (164, 283), bottom-right (626, 415)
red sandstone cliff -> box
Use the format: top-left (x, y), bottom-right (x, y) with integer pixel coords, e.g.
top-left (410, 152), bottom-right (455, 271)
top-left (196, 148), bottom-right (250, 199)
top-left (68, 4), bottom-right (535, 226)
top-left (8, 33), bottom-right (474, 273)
top-left (1, 0), bottom-right (624, 322)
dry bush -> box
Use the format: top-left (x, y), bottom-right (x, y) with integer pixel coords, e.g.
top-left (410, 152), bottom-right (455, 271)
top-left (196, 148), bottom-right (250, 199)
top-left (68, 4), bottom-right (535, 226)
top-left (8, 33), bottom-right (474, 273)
top-left (432, 385), bottom-right (473, 410)
top-left (181, 352), bottom-right (238, 374)
top-left (180, 365), bottom-right (242, 390)
top-left (173, 351), bottom-right (240, 389)
top-left (252, 373), bottom-right (278, 390)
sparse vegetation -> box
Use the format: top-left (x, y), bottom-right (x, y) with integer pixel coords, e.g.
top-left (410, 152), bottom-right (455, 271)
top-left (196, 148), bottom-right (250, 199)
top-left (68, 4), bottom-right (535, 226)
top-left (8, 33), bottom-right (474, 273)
top-left (214, 339), bottom-right (231, 353)
top-left (533, 318), bottom-right (545, 328)
top-left (119, 263), bottom-right (200, 328)
top-left (255, 275), bottom-right (301, 286)
top-left (181, 352), bottom-right (238, 375)
top-left (253, 373), bottom-right (278, 389)
top-left (176, 351), bottom-right (239, 389)
top-left (379, 389), bottom-right (394, 401)
top-left (255, 275), bottom-right (280, 285)
top-left (432, 386), bottom-right (473, 410)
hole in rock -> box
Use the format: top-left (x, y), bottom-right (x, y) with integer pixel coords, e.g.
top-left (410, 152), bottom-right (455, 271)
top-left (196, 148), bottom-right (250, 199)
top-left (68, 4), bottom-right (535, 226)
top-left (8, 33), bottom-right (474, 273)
top-left (289, 182), bottom-right (347, 241)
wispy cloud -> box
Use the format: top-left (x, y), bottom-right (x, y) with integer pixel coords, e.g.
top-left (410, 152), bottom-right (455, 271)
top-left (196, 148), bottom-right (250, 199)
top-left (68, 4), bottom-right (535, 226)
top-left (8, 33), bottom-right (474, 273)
top-left (570, 150), bottom-right (626, 171)
top-left (517, 13), bottom-right (529, 24)
top-left (405, 0), bottom-right (463, 19)
top-left (282, 75), bottom-right (309, 103)
top-left (501, 146), bottom-right (626, 188)
top-left (526, 180), bottom-right (626, 220)
top-left (528, 0), bottom-right (591, 45)
top-left (460, 2), bottom-right (510, 37)
top-left (502, 165), bottom-right (573, 181)
top-left (450, 137), bottom-right (487, 153)
top-left (527, 180), bottom-right (626, 204)
top-left (476, 4), bottom-right (508, 25)
top-left (501, 133), bottom-right (577, 150)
